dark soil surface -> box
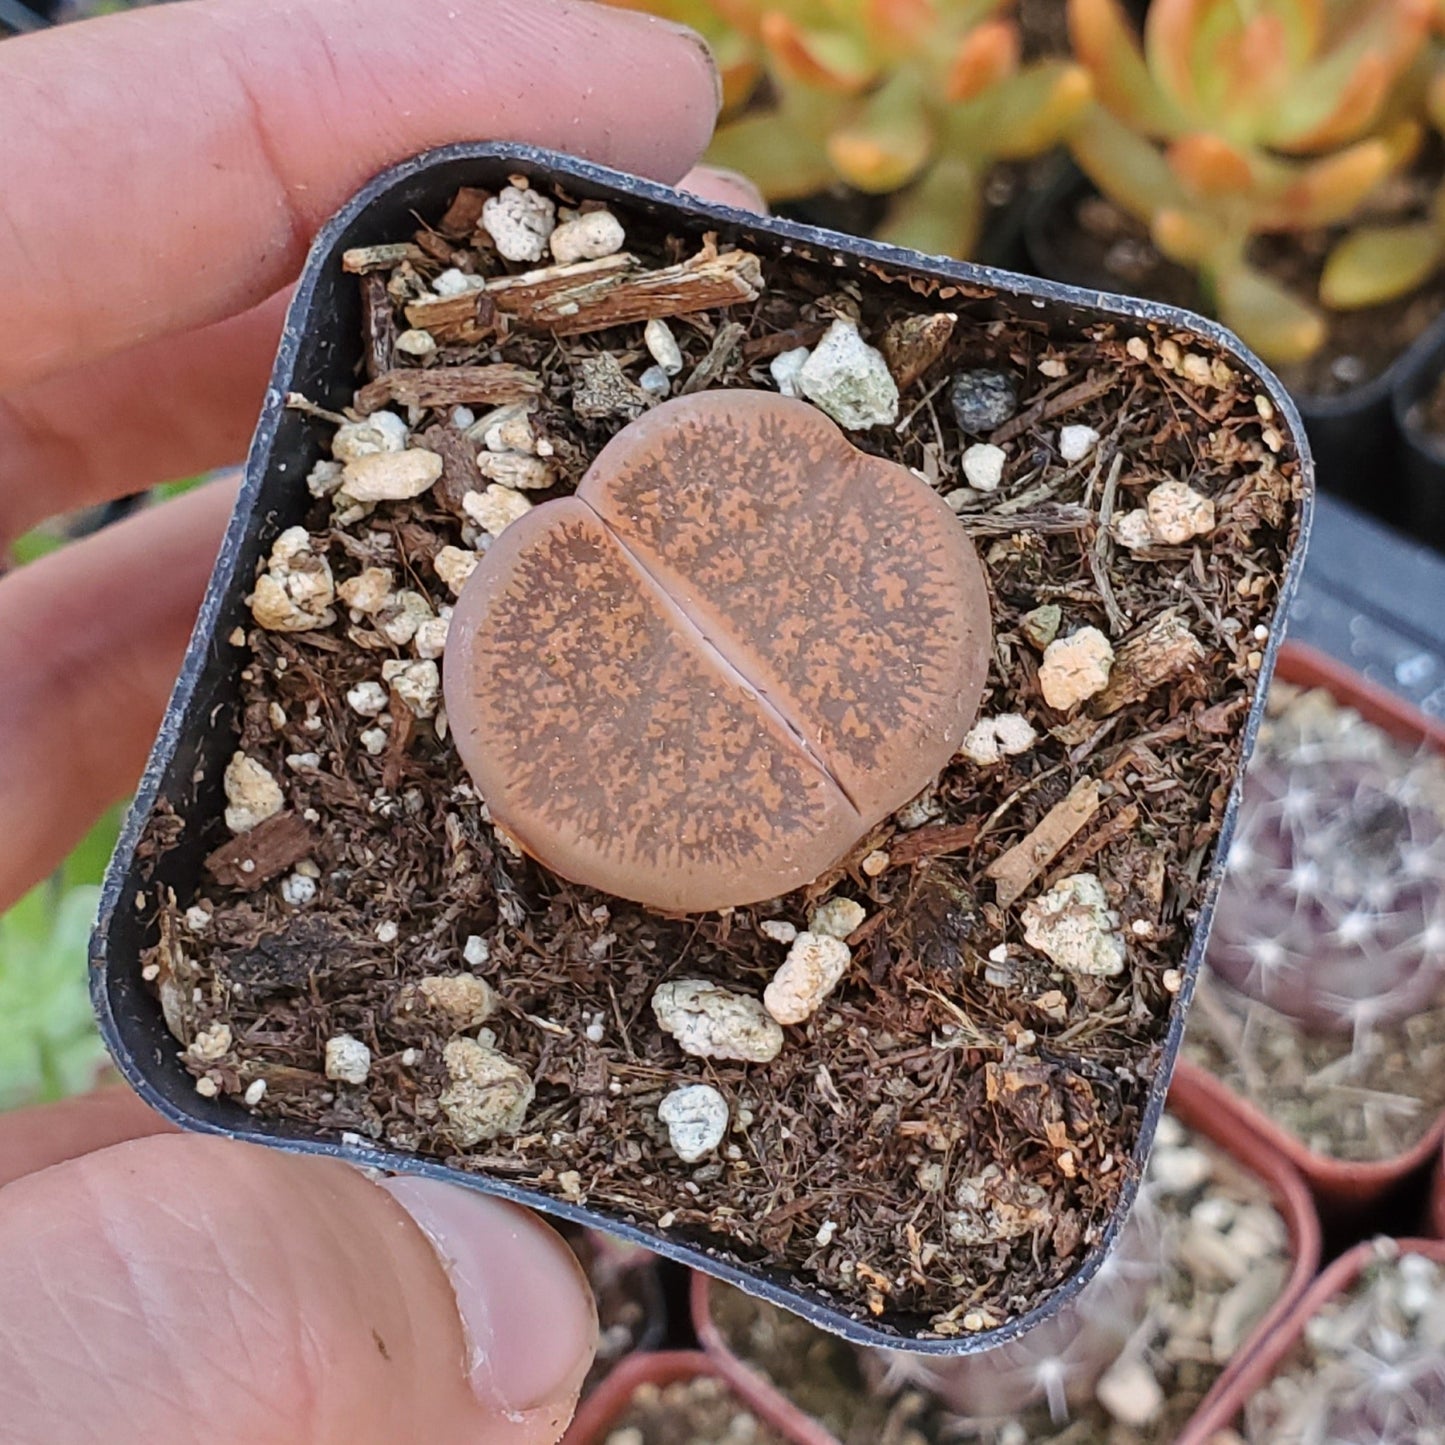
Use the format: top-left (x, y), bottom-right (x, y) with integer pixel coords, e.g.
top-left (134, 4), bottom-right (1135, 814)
top-left (137, 177), bottom-right (1301, 1337)
top-left (1035, 171), bottom-right (1445, 399)
top-left (706, 1116), bottom-right (1293, 1444)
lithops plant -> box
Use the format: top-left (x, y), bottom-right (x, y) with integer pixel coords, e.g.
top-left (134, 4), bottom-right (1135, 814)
top-left (443, 390), bottom-right (992, 913)
top-left (610, 0), bottom-right (1091, 257)
top-left (1206, 687), bottom-right (1445, 1037)
top-left (1067, 0), bottom-right (1433, 363)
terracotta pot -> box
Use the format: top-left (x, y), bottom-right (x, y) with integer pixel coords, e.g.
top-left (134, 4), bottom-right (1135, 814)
top-left (1189, 641), bottom-right (1445, 1230)
top-left (691, 1060), bottom-right (1321, 1445)
top-left (1430, 1144), bottom-right (1445, 1239)
top-left (1184, 1237), bottom-right (1445, 1440)
top-left (562, 1350), bottom-right (819, 1445)
top-left (572, 1231), bottom-right (669, 1396)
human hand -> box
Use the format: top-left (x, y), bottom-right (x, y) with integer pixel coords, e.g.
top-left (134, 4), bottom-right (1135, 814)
top-left (0, 3), bottom-right (755, 1440)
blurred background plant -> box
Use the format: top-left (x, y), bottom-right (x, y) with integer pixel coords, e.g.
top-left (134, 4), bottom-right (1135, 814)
top-left (607, 0), bottom-right (1092, 256)
top-left (1065, 0), bottom-right (1434, 364)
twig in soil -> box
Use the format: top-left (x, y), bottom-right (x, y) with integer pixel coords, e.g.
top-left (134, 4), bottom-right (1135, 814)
top-left (959, 504), bottom-right (1094, 536)
top-left (988, 373), bottom-right (1116, 445)
top-left (404, 241), bottom-right (763, 339)
top-left (342, 242), bottom-right (429, 273)
top-left (284, 392), bottom-right (348, 425)
top-left (1089, 453), bottom-right (1130, 636)
top-left (1049, 802), bottom-right (1141, 886)
top-left (985, 778), bottom-right (1104, 907)
top-left (204, 812), bottom-right (317, 892)
top-left (362, 274), bottom-right (396, 381)
top-left (679, 319), bottom-right (747, 394)
top-left (1093, 611), bottom-right (1208, 717)
top-left (355, 364), bottom-right (542, 415)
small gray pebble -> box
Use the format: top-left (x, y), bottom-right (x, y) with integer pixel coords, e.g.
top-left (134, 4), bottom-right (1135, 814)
top-left (950, 369), bottom-right (1018, 434)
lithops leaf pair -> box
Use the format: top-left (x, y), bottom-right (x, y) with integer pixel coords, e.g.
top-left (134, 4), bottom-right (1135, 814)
top-left (444, 390), bottom-right (992, 913)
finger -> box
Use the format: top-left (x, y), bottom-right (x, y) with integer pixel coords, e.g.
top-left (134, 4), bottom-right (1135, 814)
top-left (0, 480), bottom-right (235, 910)
top-left (0, 1135), bottom-right (596, 1445)
top-left (0, 293), bottom-right (286, 548)
top-left (0, 0), bottom-right (719, 392)
top-left (678, 163), bottom-right (769, 213)
top-left (0, 1087), bottom-right (175, 1191)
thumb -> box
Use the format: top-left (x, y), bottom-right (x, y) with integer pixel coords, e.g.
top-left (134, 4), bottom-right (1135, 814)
top-left (0, 1134), bottom-right (596, 1445)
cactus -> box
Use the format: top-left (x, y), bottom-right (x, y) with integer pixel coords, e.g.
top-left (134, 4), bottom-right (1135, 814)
top-left (1206, 688), bottom-right (1445, 1038)
top-left (610, 0), bottom-right (1091, 258)
top-left (1066, 0), bottom-right (1433, 364)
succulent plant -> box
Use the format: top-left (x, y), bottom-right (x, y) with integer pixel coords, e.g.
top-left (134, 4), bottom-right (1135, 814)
top-left (1206, 688), bottom-right (1445, 1037)
top-left (1320, 2), bottom-right (1445, 311)
top-left (610, 0), bottom-right (1091, 257)
top-left (1066, 0), bottom-right (1433, 364)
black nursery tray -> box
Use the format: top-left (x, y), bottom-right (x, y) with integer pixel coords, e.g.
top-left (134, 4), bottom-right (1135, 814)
top-left (91, 143), bottom-right (1313, 1351)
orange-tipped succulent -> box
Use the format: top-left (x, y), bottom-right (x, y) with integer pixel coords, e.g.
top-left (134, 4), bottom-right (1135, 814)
top-left (609, 0), bottom-right (1091, 258)
top-left (1067, 0), bottom-right (1433, 364)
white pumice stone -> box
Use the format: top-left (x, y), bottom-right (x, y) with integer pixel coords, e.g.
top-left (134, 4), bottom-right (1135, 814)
top-left (324, 1034), bottom-right (372, 1085)
top-left (1059, 424), bottom-right (1100, 463)
top-left (652, 980), bottom-right (784, 1063)
top-left (1021, 873), bottom-right (1127, 977)
top-left (645, 318), bottom-right (684, 376)
top-left (223, 753), bottom-right (284, 834)
top-left (381, 659), bottom-right (440, 718)
top-left (770, 345), bottom-right (811, 398)
top-left (439, 1038), bottom-right (534, 1143)
top-left (482, 186), bottom-right (557, 263)
top-left (764, 933), bottom-right (852, 1026)
top-left (760, 919), bottom-right (798, 944)
top-left (463, 484), bottom-right (533, 537)
top-left (808, 898), bottom-right (866, 940)
top-left (1039, 627), bottom-right (1115, 710)
top-left (959, 713), bottom-right (1038, 766)
top-left (798, 320), bottom-right (899, 429)
top-left (1146, 480), bottom-right (1216, 544)
top-left (548, 209), bottom-right (626, 264)
top-left (434, 545), bottom-right (480, 595)
top-left (475, 451), bottom-right (555, 491)
top-left (331, 411), bottom-right (409, 463)
top-left (961, 443), bottom-right (1007, 492)
top-left (658, 1083), bottom-right (729, 1163)
top-left (347, 681), bottom-right (389, 717)
top-left (341, 448), bottom-right (443, 503)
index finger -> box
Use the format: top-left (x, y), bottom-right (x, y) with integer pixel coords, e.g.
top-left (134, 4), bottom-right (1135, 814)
top-left (0, 0), bottom-right (719, 392)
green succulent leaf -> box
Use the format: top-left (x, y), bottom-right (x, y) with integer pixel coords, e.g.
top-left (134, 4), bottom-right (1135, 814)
top-left (706, 111), bottom-right (838, 200)
top-left (1321, 220), bottom-right (1445, 309)
top-left (1214, 260), bottom-right (1326, 364)
top-left (953, 61), bottom-right (1094, 163)
top-left (875, 155), bottom-right (985, 258)
top-left (1067, 0), bottom-right (1182, 136)
top-left (1068, 103), bottom-right (1189, 226)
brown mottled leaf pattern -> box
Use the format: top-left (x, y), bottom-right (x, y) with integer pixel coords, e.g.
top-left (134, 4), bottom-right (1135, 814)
top-left (445, 392), bottom-right (990, 912)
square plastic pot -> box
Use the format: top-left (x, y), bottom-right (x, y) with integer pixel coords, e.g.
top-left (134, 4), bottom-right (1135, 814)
top-left (90, 141), bottom-right (1314, 1352)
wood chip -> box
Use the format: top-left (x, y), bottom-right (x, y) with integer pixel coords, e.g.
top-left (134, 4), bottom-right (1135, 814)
top-left (404, 241), bottom-right (763, 340)
top-left (1092, 611), bottom-right (1207, 717)
top-left (989, 373), bottom-right (1115, 445)
top-left (362, 273), bottom-right (396, 382)
top-left (436, 186), bottom-right (489, 239)
top-left (985, 778), bottom-right (1103, 907)
top-left (343, 242), bottom-right (428, 274)
top-left (204, 812), bottom-right (317, 892)
top-left (355, 364), bottom-right (542, 416)
top-left (397, 288), bottom-right (502, 345)
top-left (887, 821), bottom-right (980, 866)
top-left (1049, 802), bottom-right (1140, 884)
top-left (880, 312), bottom-right (956, 391)
top-left (419, 423), bottom-right (486, 516)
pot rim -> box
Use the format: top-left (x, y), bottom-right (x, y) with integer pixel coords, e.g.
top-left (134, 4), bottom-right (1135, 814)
top-left (88, 140), bottom-right (1316, 1353)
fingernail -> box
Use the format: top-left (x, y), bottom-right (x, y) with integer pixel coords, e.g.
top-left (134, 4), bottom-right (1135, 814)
top-left (612, 9), bottom-right (723, 112)
top-left (383, 1179), bottom-right (597, 1415)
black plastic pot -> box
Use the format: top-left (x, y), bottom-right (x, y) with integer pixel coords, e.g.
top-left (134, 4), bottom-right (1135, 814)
top-left (1393, 320), bottom-right (1445, 551)
top-left (1023, 162), bottom-right (1445, 528)
top-left (90, 141), bottom-right (1313, 1353)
